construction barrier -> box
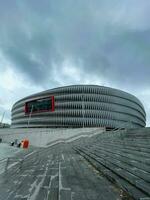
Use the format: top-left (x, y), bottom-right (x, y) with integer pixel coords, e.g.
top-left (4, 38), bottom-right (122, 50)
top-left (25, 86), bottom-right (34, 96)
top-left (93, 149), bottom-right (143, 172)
top-left (22, 139), bottom-right (29, 148)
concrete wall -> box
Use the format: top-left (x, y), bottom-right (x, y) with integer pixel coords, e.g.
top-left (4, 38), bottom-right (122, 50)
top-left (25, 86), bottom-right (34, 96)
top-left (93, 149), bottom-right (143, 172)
top-left (0, 127), bottom-right (105, 147)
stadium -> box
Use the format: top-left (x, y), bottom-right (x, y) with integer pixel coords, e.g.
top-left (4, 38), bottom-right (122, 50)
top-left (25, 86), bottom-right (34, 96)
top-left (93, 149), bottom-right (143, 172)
top-left (11, 85), bottom-right (146, 129)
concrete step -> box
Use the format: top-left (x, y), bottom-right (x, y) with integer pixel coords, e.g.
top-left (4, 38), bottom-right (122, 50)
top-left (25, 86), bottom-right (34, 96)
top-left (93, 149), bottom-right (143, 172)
top-left (94, 143), bottom-right (150, 161)
top-left (87, 151), bottom-right (150, 196)
top-left (74, 148), bottom-right (149, 200)
top-left (96, 140), bottom-right (150, 153)
top-left (94, 147), bottom-right (150, 174)
top-left (92, 149), bottom-right (150, 183)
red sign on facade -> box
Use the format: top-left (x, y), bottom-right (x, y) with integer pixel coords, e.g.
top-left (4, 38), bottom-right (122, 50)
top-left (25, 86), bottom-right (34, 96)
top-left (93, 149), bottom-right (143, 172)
top-left (25, 96), bottom-right (55, 114)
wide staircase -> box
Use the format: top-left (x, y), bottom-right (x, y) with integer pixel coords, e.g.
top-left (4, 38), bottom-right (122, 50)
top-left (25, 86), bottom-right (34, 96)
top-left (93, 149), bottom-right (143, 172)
top-left (74, 127), bottom-right (150, 199)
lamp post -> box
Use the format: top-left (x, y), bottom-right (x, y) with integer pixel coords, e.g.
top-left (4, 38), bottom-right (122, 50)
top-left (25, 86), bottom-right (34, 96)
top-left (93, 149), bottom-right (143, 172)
top-left (27, 105), bottom-right (34, 129)
top-left (0, 112), bottom-right (5, 128)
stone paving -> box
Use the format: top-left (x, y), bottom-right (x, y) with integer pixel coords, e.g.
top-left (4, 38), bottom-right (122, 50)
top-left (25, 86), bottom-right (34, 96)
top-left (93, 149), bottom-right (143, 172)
top-left (0, 143), bottom-right (123, 200)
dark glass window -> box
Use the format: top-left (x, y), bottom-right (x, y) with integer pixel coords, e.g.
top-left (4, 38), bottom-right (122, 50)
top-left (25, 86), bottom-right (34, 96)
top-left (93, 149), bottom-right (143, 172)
top-left (25, 97), bottom-right (54, 114)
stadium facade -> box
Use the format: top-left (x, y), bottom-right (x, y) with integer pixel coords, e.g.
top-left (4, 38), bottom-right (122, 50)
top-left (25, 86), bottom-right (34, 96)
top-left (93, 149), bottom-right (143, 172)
top-left (11, 85), bottom-right (146, 129)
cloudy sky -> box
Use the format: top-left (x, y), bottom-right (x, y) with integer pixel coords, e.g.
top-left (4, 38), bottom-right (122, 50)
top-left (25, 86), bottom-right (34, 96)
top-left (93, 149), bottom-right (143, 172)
top-left (0, 0), bottom-right (150, 126)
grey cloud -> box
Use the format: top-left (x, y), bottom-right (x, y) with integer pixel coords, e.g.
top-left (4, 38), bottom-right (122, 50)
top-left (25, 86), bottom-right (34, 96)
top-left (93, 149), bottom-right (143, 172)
top-left (0, 0), bottom-right (150, 90)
